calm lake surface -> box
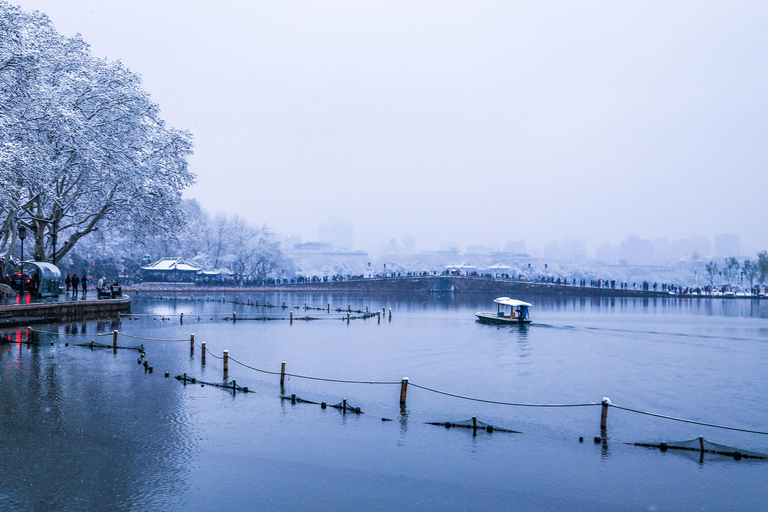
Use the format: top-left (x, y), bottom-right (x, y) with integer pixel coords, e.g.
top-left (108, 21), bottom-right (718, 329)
top-left (2, 292), bottom-right (767, 511)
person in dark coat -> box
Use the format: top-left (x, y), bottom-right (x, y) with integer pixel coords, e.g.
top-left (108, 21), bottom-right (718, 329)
top-left (72, 274), bottom-right (79, 297)
top-left (65, 273), bottom-right (71, 294)
top-left (81, 275), bottom-right (87, 296)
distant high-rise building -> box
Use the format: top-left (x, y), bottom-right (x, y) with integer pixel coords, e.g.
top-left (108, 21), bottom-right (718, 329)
top-left (713, 234), bottom-right (741, 258)
top-left (544, 237), bottom-right (586, 262)
top-left (401, 235), bottom-right (416, 254)
top-left (595, 243), bottom-right (620, 264)
top-left (504, 240), bottom-right (526, 254)
top-left (620, 236), bottom-right (654, 265)
top-left (319, 217), bottom-right (353, 250)
top-left (670, 235), bottom-right (711, 261)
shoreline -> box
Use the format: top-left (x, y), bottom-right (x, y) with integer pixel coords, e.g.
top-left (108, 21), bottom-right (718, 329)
top-left (123, 276), bottom-right (765, 300)
top-left (0, 296), bottom-right (131, 327)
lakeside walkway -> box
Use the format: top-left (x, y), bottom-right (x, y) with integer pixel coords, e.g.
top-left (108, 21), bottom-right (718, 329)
top-left (0, 293), bottom-right (131, 328)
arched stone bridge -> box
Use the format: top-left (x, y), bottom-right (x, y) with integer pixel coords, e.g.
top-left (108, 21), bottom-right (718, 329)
top-left (280, 275), bottom-right (670, 298)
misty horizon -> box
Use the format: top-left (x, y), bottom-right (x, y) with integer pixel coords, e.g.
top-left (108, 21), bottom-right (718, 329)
top-left (12, 0), bottom-right (768, 255)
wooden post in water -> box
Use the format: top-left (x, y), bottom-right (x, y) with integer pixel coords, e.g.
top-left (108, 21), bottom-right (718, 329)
top-left (377, 312), bottom-right (381, 324)
top-left (389, 308), bottom-right (392, 321)
top-left (400, 377), bottom-right (409, 407)
top-left (290, 311), bottom-right (293, 324)
top-left (600, 397), bottom-right (611, 430)
top-left (347, 312), bottom-right (350, 324)
top-left (327, 302), bottom-right (330, 313)
top-left (223, 350), bottom-right (229, 376)
top-left (233, 311), bottom-right (236, 323)
top-left (201, 341), bottom-right (206, 364)
top-left (112, 330), bottom-right (118, 350)
top-left (190, 334), bottom-right (195, 356)
top-left (280, 361), bottom-right (286, 387)
top-left (180, 313), bottom-right (183, 324)
top-left (699, 436), bottom-right (705, 453)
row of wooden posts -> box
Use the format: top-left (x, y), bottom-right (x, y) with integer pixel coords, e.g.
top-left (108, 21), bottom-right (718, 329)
top-left (182, 332), bottom-right (613, 431)
top-left (177, 304), bottom-right (393, 325)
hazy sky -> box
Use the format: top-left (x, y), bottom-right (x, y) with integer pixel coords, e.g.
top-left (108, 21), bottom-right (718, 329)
top-left (11, 1), bottom-right (768, 254)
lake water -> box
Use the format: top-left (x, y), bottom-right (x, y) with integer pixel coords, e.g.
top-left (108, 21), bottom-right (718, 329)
top-left (1, 292), bottom-right (767, 511)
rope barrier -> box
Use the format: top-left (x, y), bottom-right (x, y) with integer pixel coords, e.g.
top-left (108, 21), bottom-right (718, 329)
top-left (32, 325), bottom-right (762, 438)
top-left (28, 327), bottom-right (73, 336)
top-left (119, 313), bottom-right (231, 317)
top-left (609, 404), bottom-right (768, 436)
top-left (408, 382), bottom-right (601, 408)
top-left (227, 355), bottom-right (400, 385)
top-left (97, 331), bottom-right (189, 342)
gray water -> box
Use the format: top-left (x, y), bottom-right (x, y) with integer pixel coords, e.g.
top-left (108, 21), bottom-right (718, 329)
top-left (1, 292), bottom-right (767, 511)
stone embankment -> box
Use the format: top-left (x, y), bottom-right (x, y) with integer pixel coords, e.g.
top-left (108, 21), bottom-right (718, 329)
top-left (0, 297), bottom-right (131, 327)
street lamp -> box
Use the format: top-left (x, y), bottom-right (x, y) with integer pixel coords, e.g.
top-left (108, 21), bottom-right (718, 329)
top-left (18, 225), bottom-right (26, 295)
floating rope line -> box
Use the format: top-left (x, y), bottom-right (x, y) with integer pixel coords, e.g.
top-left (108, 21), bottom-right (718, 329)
top-left (97, 331), bottom-right (189, 342)
top-left (426, 417), bottom-right (520, 433)
top-left (328, 399), bottom-right (363, 414)
top-left (630, 437), bottom-right (768, 460)
top-left (228, 355), bottom-right (399, 385)
top-left (28, 327), bottom-right (79, 336)
top-left (609, 404), bottom-right (768, 436)
top-left (175, 373), bottom-right (252, 393)
top-left (119, 313), bottom-right (231, 317)
top-left (281, 394), bottom-right (319, 405)
top-left (97, 332), bottom-right (768, 438)
top-left (76, 340), bottom-right (144, 352)
top-left (408, 382), bottom-right (601, 408)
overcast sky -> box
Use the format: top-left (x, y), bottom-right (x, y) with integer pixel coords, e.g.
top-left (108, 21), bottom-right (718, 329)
top-left (12, 1), bottom-right (768, 254)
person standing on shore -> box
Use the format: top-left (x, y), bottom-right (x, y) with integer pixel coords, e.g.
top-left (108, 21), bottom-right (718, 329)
top-left (72, 274), bottom-right (79, 297)
top-left (81, 275), bottom-right (87, 297)
top-left (65, 273), bottom-right (71, 294)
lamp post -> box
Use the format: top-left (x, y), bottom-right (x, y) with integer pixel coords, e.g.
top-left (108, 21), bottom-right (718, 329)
top-left (18, 225), bottom-right (26, 295)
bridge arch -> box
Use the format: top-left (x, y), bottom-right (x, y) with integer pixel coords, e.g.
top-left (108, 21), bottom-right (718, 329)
top-left (430, 278), bottom-right (458, 293)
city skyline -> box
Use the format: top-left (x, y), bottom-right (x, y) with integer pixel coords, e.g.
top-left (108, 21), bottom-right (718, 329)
top-left (11, 0), bottom-right (768, 258)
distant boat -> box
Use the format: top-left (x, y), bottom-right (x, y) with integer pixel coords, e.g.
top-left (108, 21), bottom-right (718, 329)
top-left (476, 297), bottom-right (532, 325)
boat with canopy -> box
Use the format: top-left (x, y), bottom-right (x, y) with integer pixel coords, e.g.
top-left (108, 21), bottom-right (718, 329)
top-left (475, 297), bottom-right (532, 325)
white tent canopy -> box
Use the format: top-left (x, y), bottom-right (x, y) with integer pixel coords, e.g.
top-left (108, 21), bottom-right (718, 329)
top-left (494, 297), bottom-right (533, 307)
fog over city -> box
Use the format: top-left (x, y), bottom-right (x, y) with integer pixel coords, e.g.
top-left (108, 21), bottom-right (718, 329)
top-left (12, 0), bottom-right (768, 258)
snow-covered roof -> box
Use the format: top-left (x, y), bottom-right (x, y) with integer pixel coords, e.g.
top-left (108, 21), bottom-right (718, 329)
top-left (197, 268), bottom-right (234, 276)
top-left (141, 257), bottom-right (201, 272)
top-left (494, 297), bottom-right (533, 307)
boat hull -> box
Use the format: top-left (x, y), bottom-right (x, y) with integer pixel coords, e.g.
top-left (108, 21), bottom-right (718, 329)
top-left (475, 312), bottom-right (531, 325)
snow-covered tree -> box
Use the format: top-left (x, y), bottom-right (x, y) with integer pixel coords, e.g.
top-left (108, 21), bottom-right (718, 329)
top-left (722, 257), bottom-right (740, 286)
top-left (758, 251), bottom-right (768, 285)
top-left (742, 259), bottom-right (759, 288)
top-left (705, 261), bottom-right (719, 287)
top-left (0, 2), bottom-right (193, 264)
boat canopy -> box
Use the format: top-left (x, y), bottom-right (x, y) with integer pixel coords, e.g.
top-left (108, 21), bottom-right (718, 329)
top-left (494, 297), bottom-right (532, 308)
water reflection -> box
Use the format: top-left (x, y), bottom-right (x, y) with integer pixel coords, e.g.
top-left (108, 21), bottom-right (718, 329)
top-left (3, 292), bottom-right (768, 511)
top-left (0, 328), bottom-right (194, 510)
